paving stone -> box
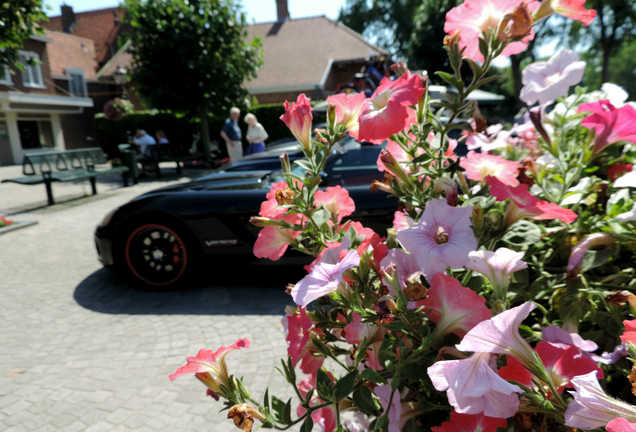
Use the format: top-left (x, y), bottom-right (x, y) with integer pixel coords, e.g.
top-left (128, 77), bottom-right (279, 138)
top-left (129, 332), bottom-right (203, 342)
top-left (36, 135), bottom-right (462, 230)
top-left (0, 168), bottom-right (298, 431)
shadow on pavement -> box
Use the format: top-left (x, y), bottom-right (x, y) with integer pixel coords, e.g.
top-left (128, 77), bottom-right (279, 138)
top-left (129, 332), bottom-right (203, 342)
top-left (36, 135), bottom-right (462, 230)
top-left (73, 262), bottom-right (306, 315)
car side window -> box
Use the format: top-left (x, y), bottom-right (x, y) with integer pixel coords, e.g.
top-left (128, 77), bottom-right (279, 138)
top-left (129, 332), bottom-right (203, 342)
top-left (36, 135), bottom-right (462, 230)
top-left (330, 147), bottom-right (381, 172)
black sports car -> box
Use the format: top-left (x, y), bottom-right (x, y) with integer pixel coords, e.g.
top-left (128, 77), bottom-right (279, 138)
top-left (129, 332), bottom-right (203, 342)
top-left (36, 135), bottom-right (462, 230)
top-left (95, 140), bottom-right (397, 288)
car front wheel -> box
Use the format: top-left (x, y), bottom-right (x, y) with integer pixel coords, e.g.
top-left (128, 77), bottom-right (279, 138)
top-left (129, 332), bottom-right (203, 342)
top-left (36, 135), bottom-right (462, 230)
top-left (121, 222), bottom-right (194, 289)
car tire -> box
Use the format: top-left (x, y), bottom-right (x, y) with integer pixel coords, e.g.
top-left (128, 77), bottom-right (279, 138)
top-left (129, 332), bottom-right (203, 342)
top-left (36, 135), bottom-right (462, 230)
top-left (117, 219), bottom-right (198, 290)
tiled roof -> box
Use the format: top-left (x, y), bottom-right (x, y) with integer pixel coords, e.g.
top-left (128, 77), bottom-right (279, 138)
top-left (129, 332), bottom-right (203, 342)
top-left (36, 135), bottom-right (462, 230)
top-left (42, 7), bottom-right (124, 64)
top-left (245, 16), bottom-right (387, 92)
top-left (97, 40), bottom-right (132, 78)
top-left (45, 30), bottom-right (98, 79)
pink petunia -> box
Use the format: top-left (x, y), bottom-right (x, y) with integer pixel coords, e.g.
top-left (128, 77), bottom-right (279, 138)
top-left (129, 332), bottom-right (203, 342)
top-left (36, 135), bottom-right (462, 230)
top-left (326, 92), bottom-right (367, 136)
top-left (291, 239), bottom-right (360, 306)
top-left (297, 377), bottom-right (337, 432)
top-left (428, 352), bottom-right (523, 418)
top-left (432, 411), bottom-right (507, 432)
top-left (578, 100), bottom-right (636, 154)
top-left (486, 176), bottom-right (578, 224)
top-left (540, 0), bottom-right (597, 26)
top-left (520, 49), bottom-right (586, 106)
top-left (169, 339), bottom-right (250, 396)
top-left (314, 186), bottom-right (355, 223)
top-left (564, 371), bottom-right (636, 430)
top-left (467, 248), bottom-right (527, 295)
top-left (620, 320), bottom-right (636, 346)
top-left (460, 151), bottom-right (520, 186)
top-left (542, 325), bottom-right (599, 353)
top-left (253, 214), bottom-right (303, 261)
top-left (375, 381), bottom-right (402, 432)
top-left (456, 301), bottom-right (538, 367)
top-left (379, 248), bottom-right (423, 293)
top-left (357, 72), bottom-right (424, 143)
top-left (607, 418), bottom-right (636, 432)
top-left (423, 274), bottom-right (492, 337)
top-left (444, 0), bottom-right (540, 63)
top-left (259, 180), bottom-right (292, 220)
top-left (285, 307), bottom-right (323, 378)
top-left (392, 210), bottom-right (415, 231)
top-left (343, 312), bottom-right (377, 345)
top-left (281, 93), bottom-right (313, 151)
top-left (567, 233), bottom-right (614, 275)
top-left (535, 342), bottom-right (603, 388)
top-left (396, 199), bottom-right (477, 276)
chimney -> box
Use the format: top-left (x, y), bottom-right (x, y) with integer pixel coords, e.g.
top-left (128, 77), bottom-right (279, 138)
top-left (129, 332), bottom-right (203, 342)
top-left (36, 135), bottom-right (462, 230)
top-left (276, 0), bottom-right (289, 22)
top-left (61, 4), bottom-right (76, 34)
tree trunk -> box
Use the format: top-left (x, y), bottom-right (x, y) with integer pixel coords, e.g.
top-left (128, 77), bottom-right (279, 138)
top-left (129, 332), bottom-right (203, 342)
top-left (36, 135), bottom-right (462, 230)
top-left (601, 45), bottom-right (611, 84)
top-left (199, 105), bottom-right (211, 159)
top-left (510, 54), bottom-right (523, 107)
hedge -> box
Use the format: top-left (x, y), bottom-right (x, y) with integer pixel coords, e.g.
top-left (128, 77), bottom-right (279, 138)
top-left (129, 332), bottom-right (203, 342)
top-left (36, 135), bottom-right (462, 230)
top-left (94, 103), bottom-right (325, 158)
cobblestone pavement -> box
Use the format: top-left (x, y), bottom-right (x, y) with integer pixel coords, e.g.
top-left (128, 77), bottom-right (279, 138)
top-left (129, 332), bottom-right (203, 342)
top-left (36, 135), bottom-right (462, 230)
top-left (0, 172), bottom-right (303, 431)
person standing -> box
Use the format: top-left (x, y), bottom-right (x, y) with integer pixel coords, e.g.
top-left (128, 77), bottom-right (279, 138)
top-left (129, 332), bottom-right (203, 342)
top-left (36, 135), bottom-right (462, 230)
top-left (220, 107), bottom-right (243, 162)
top-left (244, 113), bottom-right (268, 155)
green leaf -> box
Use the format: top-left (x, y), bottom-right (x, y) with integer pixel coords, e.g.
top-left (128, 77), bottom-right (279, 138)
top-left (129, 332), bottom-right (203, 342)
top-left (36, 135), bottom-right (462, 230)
top-left (353, 386), bottom-right (381, 415)
top-left (300, 415), bottom-right (314, 432)
top-left (333, 371), bottom-right (357, 401)
top-left (434, 71), bottom-right (463, 89)
top-left (312, 208), bottom-right (331, 227)
top-left (361, 368), bottom-right (385, 384)
top-left (502, 220), bottom-right (542, 249)
top-left (316, 368), bottom-right (333, 401)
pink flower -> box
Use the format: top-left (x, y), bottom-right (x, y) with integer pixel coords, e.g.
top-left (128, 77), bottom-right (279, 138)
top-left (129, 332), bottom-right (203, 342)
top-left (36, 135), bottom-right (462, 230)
top-left (567, 233), bottom-right (615, 276)
top-left (396, 199), bottom-right (477, 276)
top-left (291, 239), bottom-right (360, 306)
top-left (392, 210), bottom-right (415, 231)
top-left (541, 0), bottom-right (597, 25)
top-left (460, 151), bottom-right (520, 186)
top-left (314, 186), bottom-right (355, 223)
top-left (456, 301), bottom-right (537, 367)
top-left (379, 248), bottom-right (423, 293)
top-left (259, 180), bottom-right (292, 219)
top-left (357, 72), bottom-right (424, 143)
top-left (375, 381), bottom-right (401, 432)
top-left (281, 93), bottom-right (313, 151)
top-left (542, 325), bottom-right (599, 353)
top-left (169, 339), bottom-right (250, 396)
top-left (486, 176), bottom-right (578, 224)
top-left (423, 274), bottom-right (492, 337)
top-left (432, 412), bottom-right (507, 432)
top-left (326, 92), bottom-right (366, 136)
top-left (520, 50), bottom-right (586, 106)
top-left (564, 371), bottom-right (636, 429)
top-left (253, 214), bottom-right (302, 261)
top-left (297, 377), bottom-right (337, 432)
top-left (466, 124), bottom-right (511, 152)
top-left (620, 320), bottom-right (636, 346)
top-left (607, 418), bottom-right (636, 432)
top-left (578, 100), bottom-right (636, 154)
top-left (343, 312), bottom-right (377, 345)
top-left (444, 0), bottom-right (540, 63)
top-left (428, 352), bottom-right (523, 418)
top-left (535, 342), bottom-right (603, 389)
top-left (285, 307), bottom-right (323, 377)
top-left (467, 248), bottom-right (527, 295)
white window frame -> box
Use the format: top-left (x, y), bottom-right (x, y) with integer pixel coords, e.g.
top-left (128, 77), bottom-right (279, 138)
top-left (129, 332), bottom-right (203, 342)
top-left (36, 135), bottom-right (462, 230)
top-left (18, 51), bottom-right (45, 89)
top-left (0, 66), bottom-right (11, 85)
top-left (66, 68), bottom-right (87, 97)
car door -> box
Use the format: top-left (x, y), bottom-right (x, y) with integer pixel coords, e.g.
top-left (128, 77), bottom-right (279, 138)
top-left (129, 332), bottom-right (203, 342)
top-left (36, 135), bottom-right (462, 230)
top-left (325, 146), bottom-right (384, 187)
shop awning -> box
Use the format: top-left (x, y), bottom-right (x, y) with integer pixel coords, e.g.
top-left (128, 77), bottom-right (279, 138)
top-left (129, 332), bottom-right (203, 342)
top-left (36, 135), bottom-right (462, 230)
top-left (0, 91), bottom-right (93, 114)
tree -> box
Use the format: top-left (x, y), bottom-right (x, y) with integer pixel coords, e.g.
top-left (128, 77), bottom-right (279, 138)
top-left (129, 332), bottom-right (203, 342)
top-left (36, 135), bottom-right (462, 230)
top-left (124, 0), bottom-right (261, 155)
top-left (0, 0), bottom-right (47, 67)
top-left (566, 0), bottom-right (635, 83)
top-left (338, 0), bottom-right (459, 73)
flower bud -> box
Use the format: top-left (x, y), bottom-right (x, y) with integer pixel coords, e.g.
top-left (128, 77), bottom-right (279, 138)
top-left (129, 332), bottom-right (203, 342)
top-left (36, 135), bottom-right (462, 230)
top-left (279, 153), bottom-right (291, 175)
top-left (443, 30), bottom-right (461, 49)
top-left (498, 3), bottom-right (533, 41)
top-left (275, 188), bottom-right (295, 206)
top-left (227, 403), bottom-right (266, 432)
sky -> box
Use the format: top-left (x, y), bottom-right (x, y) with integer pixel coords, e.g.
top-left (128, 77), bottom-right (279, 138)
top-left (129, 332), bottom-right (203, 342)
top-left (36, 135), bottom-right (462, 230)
top-left (43, 0), bottom-right (345, 22)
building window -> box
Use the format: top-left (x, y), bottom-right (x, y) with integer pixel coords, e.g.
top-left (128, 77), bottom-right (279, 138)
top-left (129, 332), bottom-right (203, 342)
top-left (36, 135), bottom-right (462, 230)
top-left (66, 68), bottom-right (87, 97)
top-left (18, 51), bottom-right (44, 88)
top-left (0, 66), bottom-right (11, 85)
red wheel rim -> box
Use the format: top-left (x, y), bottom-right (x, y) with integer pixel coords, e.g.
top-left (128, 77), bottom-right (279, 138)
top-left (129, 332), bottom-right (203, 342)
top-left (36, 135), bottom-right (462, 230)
top-left (124, 224), bottom-right (188, 286)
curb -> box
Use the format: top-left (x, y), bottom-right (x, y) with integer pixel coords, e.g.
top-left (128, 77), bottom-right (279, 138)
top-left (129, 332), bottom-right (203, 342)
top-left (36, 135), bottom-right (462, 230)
top-left (0, 220), bottom-right (38, 236)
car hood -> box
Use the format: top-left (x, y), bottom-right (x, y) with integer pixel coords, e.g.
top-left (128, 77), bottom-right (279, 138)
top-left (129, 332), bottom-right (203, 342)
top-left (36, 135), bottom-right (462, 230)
top-left (139, 170), bottom-right (274, 196)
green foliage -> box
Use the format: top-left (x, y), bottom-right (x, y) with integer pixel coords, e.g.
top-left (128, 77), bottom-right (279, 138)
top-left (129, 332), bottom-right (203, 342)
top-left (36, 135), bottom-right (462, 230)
top-left (124, 0), bottom-right (261, 118)
top-left (0, 0), bottom-right (47, 68)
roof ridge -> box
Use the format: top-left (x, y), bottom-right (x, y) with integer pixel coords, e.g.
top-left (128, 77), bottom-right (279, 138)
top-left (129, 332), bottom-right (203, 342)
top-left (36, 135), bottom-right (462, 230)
top-left (248, 14), bottom-right (327, 25)
top-left (47, 5), bottom-right (121, 19)
top-left (322, 16), bottom-right (388, 55)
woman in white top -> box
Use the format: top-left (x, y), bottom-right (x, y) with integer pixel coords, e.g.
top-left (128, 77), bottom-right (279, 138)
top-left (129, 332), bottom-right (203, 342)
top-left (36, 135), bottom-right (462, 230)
top-left (244, 113), bottom-right (268, 155)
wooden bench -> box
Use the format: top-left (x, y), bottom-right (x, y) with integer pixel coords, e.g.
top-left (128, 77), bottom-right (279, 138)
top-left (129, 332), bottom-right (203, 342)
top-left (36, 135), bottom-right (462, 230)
top-left (1, 148), bottom-right (130, 205)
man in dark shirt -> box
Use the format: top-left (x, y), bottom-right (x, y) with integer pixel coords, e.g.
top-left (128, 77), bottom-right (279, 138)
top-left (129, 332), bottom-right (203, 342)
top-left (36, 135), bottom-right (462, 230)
top-left (220, 107), bottom-right (243, 162)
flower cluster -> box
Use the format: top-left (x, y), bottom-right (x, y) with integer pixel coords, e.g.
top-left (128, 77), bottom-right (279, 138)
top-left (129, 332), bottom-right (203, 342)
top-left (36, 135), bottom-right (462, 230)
top-left (169, 1), bottom-right (636, 430)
